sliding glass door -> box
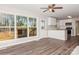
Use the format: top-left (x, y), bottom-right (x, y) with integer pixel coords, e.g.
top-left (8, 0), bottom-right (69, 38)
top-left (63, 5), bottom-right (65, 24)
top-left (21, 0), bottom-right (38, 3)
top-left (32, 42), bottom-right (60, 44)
top-left (0, 13), bottom-right (14, 41)
top-left (29, 17), bottom-right (37, 37)
top-left (16, 16), bottom-right (27, 38)
top-left (0, 13), bottom-right (37, 41)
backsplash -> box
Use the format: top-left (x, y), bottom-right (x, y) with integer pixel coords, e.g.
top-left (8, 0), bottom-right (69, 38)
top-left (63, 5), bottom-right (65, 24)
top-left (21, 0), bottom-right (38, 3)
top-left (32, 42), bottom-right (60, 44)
top-left (48, 25), bottom-right (57, 30)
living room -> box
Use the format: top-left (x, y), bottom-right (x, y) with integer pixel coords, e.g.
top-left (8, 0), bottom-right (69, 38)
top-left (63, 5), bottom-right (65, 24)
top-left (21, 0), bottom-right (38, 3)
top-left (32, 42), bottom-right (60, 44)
top-left (0, 4), bottom-right (79, 55)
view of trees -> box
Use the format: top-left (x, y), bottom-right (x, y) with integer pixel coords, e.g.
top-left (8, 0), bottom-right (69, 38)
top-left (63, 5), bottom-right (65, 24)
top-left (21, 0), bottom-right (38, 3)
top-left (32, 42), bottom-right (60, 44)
top-left (29, 17), bottom-right (37, 36)
top-left (0, 13), bottom-right (14, 40)
top-left (0, 13), bottom-right (37, 41)
top-left (16, 16), bottom-right (27, 38)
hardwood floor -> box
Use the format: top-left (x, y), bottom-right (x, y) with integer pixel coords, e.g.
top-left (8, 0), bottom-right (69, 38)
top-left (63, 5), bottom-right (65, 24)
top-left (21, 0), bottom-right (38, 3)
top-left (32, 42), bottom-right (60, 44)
top-left (0, 36), bottom-right (79, 55)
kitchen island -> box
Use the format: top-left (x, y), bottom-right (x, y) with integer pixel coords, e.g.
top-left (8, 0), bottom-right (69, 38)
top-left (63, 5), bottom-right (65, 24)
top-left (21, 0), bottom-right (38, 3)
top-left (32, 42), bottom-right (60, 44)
top-left (48, 30), bottom-right (67, 40)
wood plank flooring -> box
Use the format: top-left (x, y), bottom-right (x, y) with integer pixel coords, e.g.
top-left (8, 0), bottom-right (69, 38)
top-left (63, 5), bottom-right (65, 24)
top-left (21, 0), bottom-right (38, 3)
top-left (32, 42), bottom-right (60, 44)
top-left (0, 36), bottom-right (79, 55)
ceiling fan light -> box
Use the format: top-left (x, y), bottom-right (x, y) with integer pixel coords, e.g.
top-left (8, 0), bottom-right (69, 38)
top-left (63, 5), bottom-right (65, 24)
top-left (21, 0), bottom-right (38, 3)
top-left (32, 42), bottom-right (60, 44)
top-left (49, 9), bottom-right (52, 12)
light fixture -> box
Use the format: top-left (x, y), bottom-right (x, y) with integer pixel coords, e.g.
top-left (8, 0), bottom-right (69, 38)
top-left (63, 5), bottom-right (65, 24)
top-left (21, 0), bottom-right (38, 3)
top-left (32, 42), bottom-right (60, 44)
top-left (49, 8), bottom-right (52, 12)
top-left (67, 16), bottom-right (72, 19)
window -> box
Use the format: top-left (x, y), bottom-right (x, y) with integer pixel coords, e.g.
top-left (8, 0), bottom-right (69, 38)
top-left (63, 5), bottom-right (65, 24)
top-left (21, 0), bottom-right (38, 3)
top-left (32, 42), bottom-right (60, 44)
top-left (29, 17), bottom-right (37, 37)
top-left (16, 16), bottom-right (27, 38)
top-left (0, 13), bottom-right (37, 41)
top-left (0, 13), bottom-right (14, 40)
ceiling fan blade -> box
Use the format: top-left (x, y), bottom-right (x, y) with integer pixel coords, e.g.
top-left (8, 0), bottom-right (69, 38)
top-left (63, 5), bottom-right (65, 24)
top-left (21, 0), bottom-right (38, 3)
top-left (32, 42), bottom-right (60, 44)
top-left (48, 5), bottom-right (52, 8)
top-left (52, 10), bottom-right (55, 12)
top-left (43, 9), bottom-right (48, 12)
top-left (40, 8), bottom-right (48, 9)
top-left (54, 7), bottom-right (63, 9)
top-left (52, 4), bottom-right (55, 6)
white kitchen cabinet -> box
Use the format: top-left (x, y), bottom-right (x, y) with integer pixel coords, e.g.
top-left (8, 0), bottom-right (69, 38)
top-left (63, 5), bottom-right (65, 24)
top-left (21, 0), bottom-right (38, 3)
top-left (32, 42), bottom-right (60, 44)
top-left (48, 17), bottom-right (56, 25)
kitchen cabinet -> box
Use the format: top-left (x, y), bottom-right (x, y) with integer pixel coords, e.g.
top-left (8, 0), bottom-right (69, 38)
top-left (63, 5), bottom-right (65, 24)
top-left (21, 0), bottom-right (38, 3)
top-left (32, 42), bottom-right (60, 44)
top-left (48, 17), bottom-right (56, 25)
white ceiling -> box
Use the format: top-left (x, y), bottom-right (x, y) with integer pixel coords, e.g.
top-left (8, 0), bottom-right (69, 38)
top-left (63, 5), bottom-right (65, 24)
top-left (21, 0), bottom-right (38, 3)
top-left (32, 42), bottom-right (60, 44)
top-left (0, 4), bottom-right (79, 20)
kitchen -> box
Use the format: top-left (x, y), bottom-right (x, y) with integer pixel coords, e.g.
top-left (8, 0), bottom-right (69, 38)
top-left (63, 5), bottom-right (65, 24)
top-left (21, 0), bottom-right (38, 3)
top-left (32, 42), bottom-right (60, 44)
top-left (46, 16), bottom-right (76, 40)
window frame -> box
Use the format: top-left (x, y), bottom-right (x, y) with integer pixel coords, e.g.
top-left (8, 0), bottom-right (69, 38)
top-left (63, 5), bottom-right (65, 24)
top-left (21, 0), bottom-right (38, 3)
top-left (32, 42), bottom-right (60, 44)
top-left (0, 12), bottom-right (37, 41)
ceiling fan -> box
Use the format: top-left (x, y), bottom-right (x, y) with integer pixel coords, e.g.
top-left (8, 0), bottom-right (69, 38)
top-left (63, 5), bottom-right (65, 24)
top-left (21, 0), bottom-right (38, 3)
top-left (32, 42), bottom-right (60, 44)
top-left (40, 4), bottom-right (63, 12)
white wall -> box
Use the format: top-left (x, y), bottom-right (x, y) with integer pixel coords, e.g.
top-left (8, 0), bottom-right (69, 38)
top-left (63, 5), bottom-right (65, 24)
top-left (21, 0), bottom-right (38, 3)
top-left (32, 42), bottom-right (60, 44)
top-left (39, 17), bottom-right (48, 39)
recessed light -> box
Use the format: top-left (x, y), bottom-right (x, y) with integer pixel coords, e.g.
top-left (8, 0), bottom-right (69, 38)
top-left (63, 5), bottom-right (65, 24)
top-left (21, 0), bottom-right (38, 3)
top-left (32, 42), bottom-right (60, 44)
top-left (67, 16), bottom-right (72, 18)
